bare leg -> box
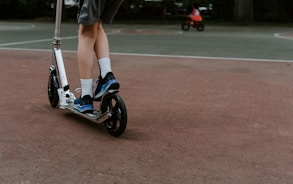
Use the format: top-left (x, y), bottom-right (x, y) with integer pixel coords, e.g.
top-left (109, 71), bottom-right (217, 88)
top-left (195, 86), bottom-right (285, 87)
top-left (77, 22), bottom-right (99, 98)
top-left (94, 21), bottom-right (112, 78)
top-left (77, 22), bottom-right (99, 79)
top-left (94, 20), bottom-right (110, 59)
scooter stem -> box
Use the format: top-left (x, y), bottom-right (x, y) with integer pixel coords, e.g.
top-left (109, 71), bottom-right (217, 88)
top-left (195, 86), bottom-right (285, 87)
top-left (54, 0), bottom-right (63, 46)
top-left (52, 0), bottom-right (75, 107)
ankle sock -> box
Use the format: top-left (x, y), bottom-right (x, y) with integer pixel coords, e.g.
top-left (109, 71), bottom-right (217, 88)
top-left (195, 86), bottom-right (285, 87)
top-left (98, 57), bottom-right (112, 78)
top-left (81, 79), bottom-right (93, 98)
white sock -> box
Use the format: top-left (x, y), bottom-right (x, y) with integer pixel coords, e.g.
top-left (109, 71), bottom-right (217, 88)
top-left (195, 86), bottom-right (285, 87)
top-left (81, 79), bottom-right (93, 98)
top-left (98, 57), bottom-right (112, 78)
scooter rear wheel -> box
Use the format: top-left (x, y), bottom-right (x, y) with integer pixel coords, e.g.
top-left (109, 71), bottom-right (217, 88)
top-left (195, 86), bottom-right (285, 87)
top-left (48, 65), bottom-right (59, 108)
top-left (181, 23), bottom-right (190, 31)
top-left (196, 23), bottom-right (205, 31)
top-left (101, 93), bottom-right (127, 137)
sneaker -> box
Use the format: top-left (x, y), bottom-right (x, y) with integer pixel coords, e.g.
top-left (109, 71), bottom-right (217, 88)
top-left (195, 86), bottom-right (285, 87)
top-left (94, 72), bottom-right (120, 100)
top-left (74, 95), bottom-right (94, 113)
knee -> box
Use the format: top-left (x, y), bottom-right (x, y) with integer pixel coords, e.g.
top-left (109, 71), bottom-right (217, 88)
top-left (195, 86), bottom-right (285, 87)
top-left (79, 24), bottom-right (96, 39)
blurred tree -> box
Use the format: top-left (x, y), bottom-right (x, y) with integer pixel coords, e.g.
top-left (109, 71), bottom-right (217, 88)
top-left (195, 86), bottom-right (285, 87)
top-left (0, 0), bottom-right (292, 22)
top-left (211, 0), bottom-right (234, 20)
top-left (254, 0), bottom-right (293, 22)
top-left (0, 0), bottom-right (52, 19)
top-left (234, 0), bottom-right (253, 22)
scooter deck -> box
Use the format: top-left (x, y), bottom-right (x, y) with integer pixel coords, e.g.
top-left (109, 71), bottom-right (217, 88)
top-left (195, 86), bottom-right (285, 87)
top-left (65, 104), bottom-right (111, 123)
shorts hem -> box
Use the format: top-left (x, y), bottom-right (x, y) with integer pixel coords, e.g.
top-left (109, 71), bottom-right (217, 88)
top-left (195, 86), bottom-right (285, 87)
top-left (78, 18), bottom-right (100, 25)
top-left (78, 18), bottom-right (114, 25)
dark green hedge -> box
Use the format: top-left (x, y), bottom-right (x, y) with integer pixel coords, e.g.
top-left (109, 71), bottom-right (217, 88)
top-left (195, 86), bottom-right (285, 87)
top-left (0, 0), bottom-right (52, 19)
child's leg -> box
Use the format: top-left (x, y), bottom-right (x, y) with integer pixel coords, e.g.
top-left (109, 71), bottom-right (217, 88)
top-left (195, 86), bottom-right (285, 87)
top-left (77, 22), bottom-right (98, 97)
top-left (94, 20), bottom-right (110, 59)
top-left (94, 21), bottom-right (112, 78)
top-left (78, 23), bottom-right (98, 79)
top-left (92, 21), bottom-right (119, 100)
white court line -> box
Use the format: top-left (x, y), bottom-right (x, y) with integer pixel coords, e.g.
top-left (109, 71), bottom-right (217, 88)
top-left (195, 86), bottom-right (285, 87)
top-left (0, 47), bottom-right (292, 63)
top-left (274, 32), bottom-right (293, 41)
top-left (0, 36), bottom-right (77, 47)
top-left (111, 52), bottom-right (293, 63)
top-left (0, 32), bottom-right (119, 47)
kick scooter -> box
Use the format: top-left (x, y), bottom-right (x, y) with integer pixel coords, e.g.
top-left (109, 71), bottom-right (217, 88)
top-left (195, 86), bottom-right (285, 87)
top-left (47, 0), bottom-right (127, 137)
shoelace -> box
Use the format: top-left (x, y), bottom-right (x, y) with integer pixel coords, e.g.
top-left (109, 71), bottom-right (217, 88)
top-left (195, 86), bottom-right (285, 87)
top-left (75, 87), bottom-right (81, 94)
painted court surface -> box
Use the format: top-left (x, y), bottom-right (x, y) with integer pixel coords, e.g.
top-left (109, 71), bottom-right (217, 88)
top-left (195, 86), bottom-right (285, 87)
top-left (0, 22), bottom-right (293, 183)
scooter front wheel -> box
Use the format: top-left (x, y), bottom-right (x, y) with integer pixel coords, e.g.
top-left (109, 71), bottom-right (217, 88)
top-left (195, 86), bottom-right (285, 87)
top-left (101, 93), bottom-right (127, 137)
top-left (181, 23), bottom-right (190, 31)
top-left (48, 65), bottom-right (59, 108)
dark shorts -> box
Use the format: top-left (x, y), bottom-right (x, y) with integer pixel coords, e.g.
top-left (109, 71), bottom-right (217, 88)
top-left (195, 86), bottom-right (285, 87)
top-left (77, 0), bottom-right (124, 25)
